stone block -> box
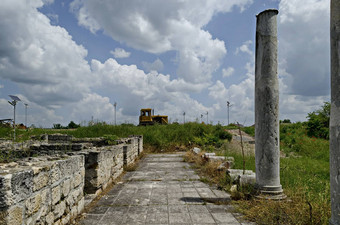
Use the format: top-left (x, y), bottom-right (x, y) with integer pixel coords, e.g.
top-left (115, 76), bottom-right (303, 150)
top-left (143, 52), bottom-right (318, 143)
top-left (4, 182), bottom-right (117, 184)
top-left (0, 190), bottom-right (13, 210)
top-left (202, 152), bottom-right (215, 158)
top-left (0, 174), bottom-right (12, 191)
top-left (53, 200), bottom-right (66, 219)
top-left (66, 186), bottom-right (82, 207)
top-left (25, 193), bottom-right (42, 216)
top-left (77, 197), bottom-right (85, 214)
top-left (33, 172), bottom-right (49, 192)
top-left (226, 169), bottom-right (256, 187)
top-left (61, 214), bottom-right (70, 225)
top-left (72, 172), bottom-right (82, 188)
top-left (70, 205), bottom-right (77, 218)
top-left (6, 205), bottom-right (23, 225)
top-left (49, 165), bottom-right (61, 184)
top-left (45, 212), bottom-right (54, 225)
top-left (62, 179), bottom-right (71, 197)
top-left (52, 185), bottom-right (61, 205)
top-left (57, 156), bottom-right (80, 178)
top-left (11, 169), bottom-right (33, 203)
top-left (240, 174), bottom-right (256, 186)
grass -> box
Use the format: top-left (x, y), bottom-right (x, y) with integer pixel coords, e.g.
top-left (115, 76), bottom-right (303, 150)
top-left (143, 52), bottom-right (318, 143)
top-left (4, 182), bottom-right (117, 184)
top-left (183, 123), bottom-right (330, 225)
top-left (1, 122), bottom-right (232, 149)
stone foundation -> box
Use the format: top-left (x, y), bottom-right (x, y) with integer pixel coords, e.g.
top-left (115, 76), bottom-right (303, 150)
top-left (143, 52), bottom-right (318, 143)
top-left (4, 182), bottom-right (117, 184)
top-left (0, 135), bottom-right (143, 225)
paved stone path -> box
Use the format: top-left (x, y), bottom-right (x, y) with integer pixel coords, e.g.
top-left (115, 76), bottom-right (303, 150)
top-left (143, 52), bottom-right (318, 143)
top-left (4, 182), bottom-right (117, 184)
top-left (78, 153), bottom-right (254, 225)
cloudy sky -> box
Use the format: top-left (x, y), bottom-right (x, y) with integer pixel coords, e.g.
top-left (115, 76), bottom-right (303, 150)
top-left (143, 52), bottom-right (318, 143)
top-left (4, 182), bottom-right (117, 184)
top-left (0, 0), bottom-right (330, 127)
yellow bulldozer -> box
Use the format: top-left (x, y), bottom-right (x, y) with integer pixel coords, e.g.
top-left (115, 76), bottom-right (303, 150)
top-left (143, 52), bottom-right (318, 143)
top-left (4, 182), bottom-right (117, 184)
top-left (139, 108), bottom-right (168, 125)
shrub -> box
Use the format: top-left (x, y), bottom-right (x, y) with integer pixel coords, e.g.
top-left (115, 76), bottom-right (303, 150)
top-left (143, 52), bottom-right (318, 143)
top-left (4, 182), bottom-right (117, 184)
top-left (306, 102), bottom-right (330, 139)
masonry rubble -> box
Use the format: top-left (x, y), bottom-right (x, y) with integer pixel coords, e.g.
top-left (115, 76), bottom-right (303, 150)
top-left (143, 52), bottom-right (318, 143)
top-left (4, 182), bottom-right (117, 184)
top-left (0, 134), bottom-right (143, 225)
top-left (226, 169), bottom-right (256, 187)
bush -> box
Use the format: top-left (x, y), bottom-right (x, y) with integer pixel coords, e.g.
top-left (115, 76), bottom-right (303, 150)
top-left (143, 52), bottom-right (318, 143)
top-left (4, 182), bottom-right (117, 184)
top-left (306, 102), bottom-right (330, 139)
top-left (242, 126), bottom-right (255, 137)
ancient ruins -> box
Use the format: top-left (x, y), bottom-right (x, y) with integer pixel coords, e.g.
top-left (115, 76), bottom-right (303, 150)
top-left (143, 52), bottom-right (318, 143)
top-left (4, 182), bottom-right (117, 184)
top-left (0, 134), bottom-right (143, 224)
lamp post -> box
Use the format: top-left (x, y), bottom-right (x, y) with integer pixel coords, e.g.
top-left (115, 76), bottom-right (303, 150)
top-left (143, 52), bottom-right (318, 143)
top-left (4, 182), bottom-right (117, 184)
top-left (227, 101), bottom-right (233, 125)
top-left (114, 102), bottom-right (117, 125)
top-left (24, 103), bottom-right (28, 130)
top-left (183, 112), bottom-right (186, 124)
top-left (206, 111), bottom-right (208, 124)
top-left (8, 95), bottom-right (21, 141)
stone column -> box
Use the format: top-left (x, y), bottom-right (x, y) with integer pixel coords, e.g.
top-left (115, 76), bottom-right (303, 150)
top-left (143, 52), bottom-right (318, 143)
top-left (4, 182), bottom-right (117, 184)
top-left (330, 0), bottom-right (340, 224)
top-left (255, 9), bottom-right (284, 198)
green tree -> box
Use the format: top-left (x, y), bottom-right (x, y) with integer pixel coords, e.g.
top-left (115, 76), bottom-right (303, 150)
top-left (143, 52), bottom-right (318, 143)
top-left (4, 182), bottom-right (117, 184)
top-left (67, 121), bottom-right (80, 129)
top-left (306, 102), bottom-right (330, 139)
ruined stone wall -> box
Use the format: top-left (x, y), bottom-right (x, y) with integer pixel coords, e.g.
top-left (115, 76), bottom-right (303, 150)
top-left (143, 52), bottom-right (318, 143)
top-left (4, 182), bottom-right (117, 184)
top-left (118, 136), bottom-right (143, 167)
top-left (83, 145), bottom-right (123, 195)
top-left (0, 135), bottom-right (143, 225)
top-left (0, 155), bottom-right (85, 225)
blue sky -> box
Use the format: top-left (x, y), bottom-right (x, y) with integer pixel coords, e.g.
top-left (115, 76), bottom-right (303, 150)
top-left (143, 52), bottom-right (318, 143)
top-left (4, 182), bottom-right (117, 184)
top-left (0, 0), bottom-right (330, 127)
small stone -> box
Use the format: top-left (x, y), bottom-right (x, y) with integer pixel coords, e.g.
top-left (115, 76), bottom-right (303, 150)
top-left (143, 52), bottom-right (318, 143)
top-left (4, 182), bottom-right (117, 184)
top-left (192, 147), bottom-right (201, 154)
top-left (230, 185), bottom-right (238, 193)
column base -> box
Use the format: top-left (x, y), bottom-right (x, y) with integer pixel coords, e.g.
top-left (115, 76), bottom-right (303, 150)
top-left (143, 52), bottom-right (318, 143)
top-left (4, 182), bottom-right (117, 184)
top-left (329, 218), bottom-right (340, 225)
top-left (255, 185), bottom-right (287, 200)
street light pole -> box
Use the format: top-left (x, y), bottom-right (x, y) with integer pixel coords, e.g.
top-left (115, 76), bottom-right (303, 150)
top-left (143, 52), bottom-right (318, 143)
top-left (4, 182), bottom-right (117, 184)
top-left (8, 95), bottom-right (21, 142)
top-left (24, 103), bottom-right (28, 130)
top-left (227, 101), bottom-right (233, 125)
top-left (183, 112), bottom-right (186, 124)
top-left (206, 111), bottom-right (208, 124)
top-left (114, 102), bottom-right (117, 125)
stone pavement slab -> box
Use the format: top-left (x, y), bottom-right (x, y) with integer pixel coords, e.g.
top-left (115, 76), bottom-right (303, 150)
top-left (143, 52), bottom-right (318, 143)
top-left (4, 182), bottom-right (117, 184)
top-left (78, 153), bottom-right (255, 225)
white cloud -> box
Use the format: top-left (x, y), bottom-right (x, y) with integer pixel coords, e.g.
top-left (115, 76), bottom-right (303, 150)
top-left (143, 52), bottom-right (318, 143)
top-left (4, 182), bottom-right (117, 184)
top-left (235, 40), bottom-right (253, 55)
top-left (142, 58), bottom-right (164, 72)
top-left (0, 0), bottom-right (329, 128)
top-left (70, 93), bottom-right (115, 123)
top-left (90, 58), bottom-right (209, 123)
top-left (0, 0), bottom-right (93, 109)
top-left (278, 0), bottom-right (330, 96)
top-left (222, 67), bottom-right (235, 77)
top-left (70, 0), bottom-right (253, 85)
top-left (110, 48), bottom-right (131, 58)
top-left (0, 0), bottom-right (219, 127)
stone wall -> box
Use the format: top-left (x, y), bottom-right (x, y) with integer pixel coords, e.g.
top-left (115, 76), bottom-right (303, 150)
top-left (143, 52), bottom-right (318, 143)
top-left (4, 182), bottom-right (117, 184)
top-left (0, 155), bottom-right (85, 225)
top-left (117, 136), bottom-right (143, 167)
top-left (82, 146), bottom-right (123, 195)
top-left (0, 135), bottom-right (143, 225)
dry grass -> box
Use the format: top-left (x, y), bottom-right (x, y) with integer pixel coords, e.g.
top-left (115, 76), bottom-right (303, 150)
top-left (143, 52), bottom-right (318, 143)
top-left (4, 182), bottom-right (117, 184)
top-left (235, 189), bottom-right (330, 225)
top-left (183, 151), bottom-right (228, 188)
